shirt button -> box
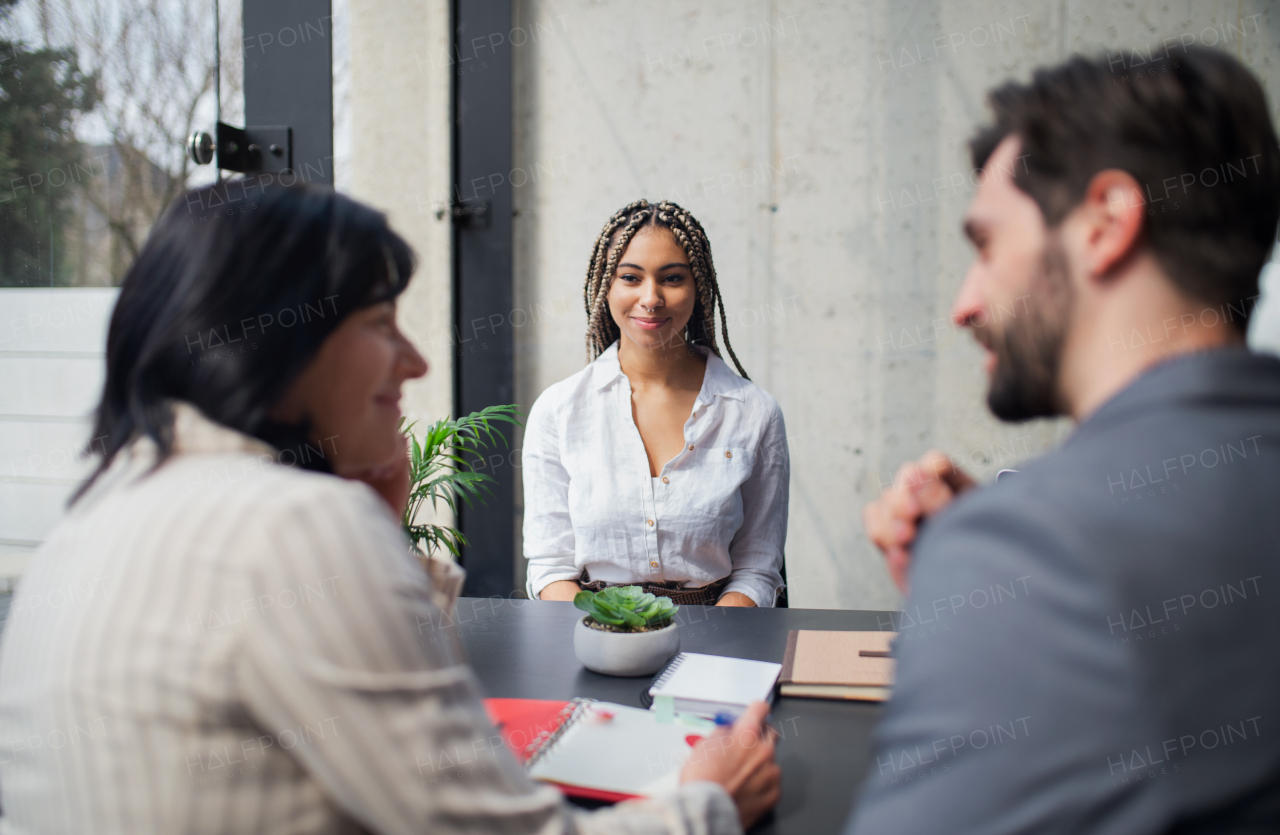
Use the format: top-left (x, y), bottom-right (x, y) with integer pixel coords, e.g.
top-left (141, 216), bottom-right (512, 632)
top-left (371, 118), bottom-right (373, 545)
top-left (650, 561), bottom-right (659, 568)
top-left (688, 444), bottom-right (694, 451)
top-left (646, 519), bottom-right (654, 526)
top-left (662, 476), bottom-right (669, 484)
top-left (725, 450), bottom-right (732, 458)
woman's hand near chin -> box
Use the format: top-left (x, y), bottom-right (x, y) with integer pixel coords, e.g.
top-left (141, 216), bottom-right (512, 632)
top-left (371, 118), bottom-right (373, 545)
top-left (716, 592), bottom-right (757, 607)
top-left (344, 436), bottom-right (412, 517)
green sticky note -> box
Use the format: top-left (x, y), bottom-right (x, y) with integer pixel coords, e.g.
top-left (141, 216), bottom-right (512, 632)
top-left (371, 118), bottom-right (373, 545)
top-left (675, 713), bottom-right (716, 732)
top-left (654, 694), bottom-right (675, 723)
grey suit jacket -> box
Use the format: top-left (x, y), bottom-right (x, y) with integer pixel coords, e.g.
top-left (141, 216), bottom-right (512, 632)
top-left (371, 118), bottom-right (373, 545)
top-left (846, 348), bottom-right (1280, 834)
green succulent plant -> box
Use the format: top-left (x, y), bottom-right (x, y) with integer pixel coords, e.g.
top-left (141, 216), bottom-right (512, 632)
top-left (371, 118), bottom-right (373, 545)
top-left (573, 586), bottom-right (679, 630)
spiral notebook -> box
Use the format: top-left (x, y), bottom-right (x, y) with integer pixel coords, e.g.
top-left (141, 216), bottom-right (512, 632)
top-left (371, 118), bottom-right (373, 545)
top-left (485, 698), bottom-right (712, 802)
top-left (646, 652), bottom-right (782, 718)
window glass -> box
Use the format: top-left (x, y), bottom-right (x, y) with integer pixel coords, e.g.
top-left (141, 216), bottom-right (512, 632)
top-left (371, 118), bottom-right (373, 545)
top-left (0, 0), bottom-right (241, 589)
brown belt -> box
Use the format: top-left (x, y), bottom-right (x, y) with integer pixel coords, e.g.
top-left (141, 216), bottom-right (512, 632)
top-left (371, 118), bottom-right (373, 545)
top-left (578, 571), bottom-right (730, 606)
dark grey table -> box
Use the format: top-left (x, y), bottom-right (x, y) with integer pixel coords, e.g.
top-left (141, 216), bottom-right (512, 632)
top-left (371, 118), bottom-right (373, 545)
top-left (441, 597), bottom-right (894, 835)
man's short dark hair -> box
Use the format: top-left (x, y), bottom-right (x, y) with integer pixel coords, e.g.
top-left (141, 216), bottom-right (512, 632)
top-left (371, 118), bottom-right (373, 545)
top-left (970, 46), bottom-right (1280, 331)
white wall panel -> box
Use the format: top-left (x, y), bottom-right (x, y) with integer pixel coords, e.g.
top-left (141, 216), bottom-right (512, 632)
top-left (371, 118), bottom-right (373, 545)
top-left (0, 421), bottom-right (100, 482)
top-left (0, 288), bottom-right (118, 581)
top-left (0, 288), bottom-right (116, 353)
top-left (0, 358), bottom-right (104, 418)
top-left (0, 483), bottom-right (76, 543)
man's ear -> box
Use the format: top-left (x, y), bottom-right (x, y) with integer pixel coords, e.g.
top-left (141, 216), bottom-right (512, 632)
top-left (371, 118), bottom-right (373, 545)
top-left (1078, 169), bottom-right (1146, 282)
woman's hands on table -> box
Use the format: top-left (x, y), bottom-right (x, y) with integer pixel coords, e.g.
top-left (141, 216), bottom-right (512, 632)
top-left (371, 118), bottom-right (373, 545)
top-left (538, 580), bottom-right (583, 601)
top-left (543, 586), bottom-right (757, 604)
top-left (681, 701), bottom-right (781, 830)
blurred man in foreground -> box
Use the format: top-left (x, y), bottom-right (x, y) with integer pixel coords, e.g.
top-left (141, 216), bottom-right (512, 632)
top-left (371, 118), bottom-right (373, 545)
top-left (853, 46), bottom-right (1280, 834)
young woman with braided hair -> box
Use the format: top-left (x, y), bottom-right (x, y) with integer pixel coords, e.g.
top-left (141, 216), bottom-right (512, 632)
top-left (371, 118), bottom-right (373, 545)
top-left (523, 199), bottom-right (790, 607)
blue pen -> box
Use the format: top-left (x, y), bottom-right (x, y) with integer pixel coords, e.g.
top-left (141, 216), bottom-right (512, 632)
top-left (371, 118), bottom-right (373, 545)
top-left (715, 710), bottom-right (782, 738)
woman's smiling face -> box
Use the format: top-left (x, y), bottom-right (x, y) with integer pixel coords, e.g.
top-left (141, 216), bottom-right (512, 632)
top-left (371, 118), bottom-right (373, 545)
top-left (606, 226), bottom-right (696, 352)
top-left (270, 300), bottom-right (428, 475)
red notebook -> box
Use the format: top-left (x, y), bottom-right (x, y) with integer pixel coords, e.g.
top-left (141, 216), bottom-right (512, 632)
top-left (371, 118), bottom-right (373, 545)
top-left (484, 698), bottom-right (575, 763)
top-left (484, 698), bottom-right (708, 803)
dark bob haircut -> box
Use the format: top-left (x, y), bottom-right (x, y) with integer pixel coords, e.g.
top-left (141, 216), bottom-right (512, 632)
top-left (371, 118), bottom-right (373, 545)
top-left (73, 182), bottom-right (415, 503)
top-left (970, 45), bottom-right (1280, 332)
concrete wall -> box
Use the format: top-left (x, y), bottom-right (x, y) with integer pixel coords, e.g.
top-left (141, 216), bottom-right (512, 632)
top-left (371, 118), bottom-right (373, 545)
top-left (336, 0), bottom-right (1280, 606)
top-left (347, 0), bottom-right (455, 533)
top-left (507, 0), bottom-right (1280, 609)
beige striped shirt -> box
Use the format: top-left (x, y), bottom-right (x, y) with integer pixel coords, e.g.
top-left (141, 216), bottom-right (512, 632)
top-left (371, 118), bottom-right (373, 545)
top-left (0, 401), bottom-right (739, 835)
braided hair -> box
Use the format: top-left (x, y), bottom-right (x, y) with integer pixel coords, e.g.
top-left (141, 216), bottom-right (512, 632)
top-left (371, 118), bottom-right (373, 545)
top-left (582, 199), bottom-right (749, 379)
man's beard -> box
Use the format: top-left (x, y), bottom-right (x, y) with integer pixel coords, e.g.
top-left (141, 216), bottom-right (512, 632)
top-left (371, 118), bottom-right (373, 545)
top-left (978, 240), bottom-right (1074, 422)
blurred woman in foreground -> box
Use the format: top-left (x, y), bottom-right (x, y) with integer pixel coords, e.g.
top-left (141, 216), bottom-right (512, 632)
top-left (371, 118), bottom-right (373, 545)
top-left (0, 184), bottom-right (778, 834)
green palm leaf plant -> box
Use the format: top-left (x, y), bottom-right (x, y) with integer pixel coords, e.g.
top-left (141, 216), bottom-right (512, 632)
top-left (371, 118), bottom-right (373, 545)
top-left (400, 404), bottom-right (523, 558)
top-left (574, 586), bottom-right (679, 632)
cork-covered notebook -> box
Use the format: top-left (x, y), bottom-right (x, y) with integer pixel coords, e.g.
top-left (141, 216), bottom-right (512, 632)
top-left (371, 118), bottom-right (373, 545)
top-left (778, 630), bottom-right (897, 702)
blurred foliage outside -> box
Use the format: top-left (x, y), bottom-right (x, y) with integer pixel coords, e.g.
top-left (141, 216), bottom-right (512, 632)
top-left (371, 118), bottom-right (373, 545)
top-left (0, 0), bottom-right (237, 287)
top-left (0, 0), bottom-right (96, 287)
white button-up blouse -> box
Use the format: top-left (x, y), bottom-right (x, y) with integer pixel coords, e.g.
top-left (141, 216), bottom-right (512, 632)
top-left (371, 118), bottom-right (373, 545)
top-left (522, 343), bottom-right (790, 606)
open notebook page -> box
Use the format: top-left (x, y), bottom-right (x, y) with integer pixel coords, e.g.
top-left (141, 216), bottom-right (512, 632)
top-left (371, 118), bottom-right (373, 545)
top-left (526, 702), bottom-right (709, 796)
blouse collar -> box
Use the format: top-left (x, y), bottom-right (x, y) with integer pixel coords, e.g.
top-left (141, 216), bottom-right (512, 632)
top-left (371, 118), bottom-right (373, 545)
top-left (76, 401), bottom-right (278, 510)
top-left (590, 341), bottom-right (748, 403)
top-left (168, 401), bottom-right (278, 457)
top-left (111, 401), bottom-right (277, 472)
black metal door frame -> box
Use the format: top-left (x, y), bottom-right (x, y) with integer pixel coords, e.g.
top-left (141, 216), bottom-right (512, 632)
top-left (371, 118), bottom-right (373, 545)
top-left (241, 0), bottom-right (334, 185)
top-left (452, 0), bottom-right (516, 597)
top-left (238, 0), bottom-right (516, 594)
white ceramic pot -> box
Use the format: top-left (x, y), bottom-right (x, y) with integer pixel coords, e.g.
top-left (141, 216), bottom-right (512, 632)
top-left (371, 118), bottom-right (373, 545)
top-left (573, 617), bottom-right (681, 677)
